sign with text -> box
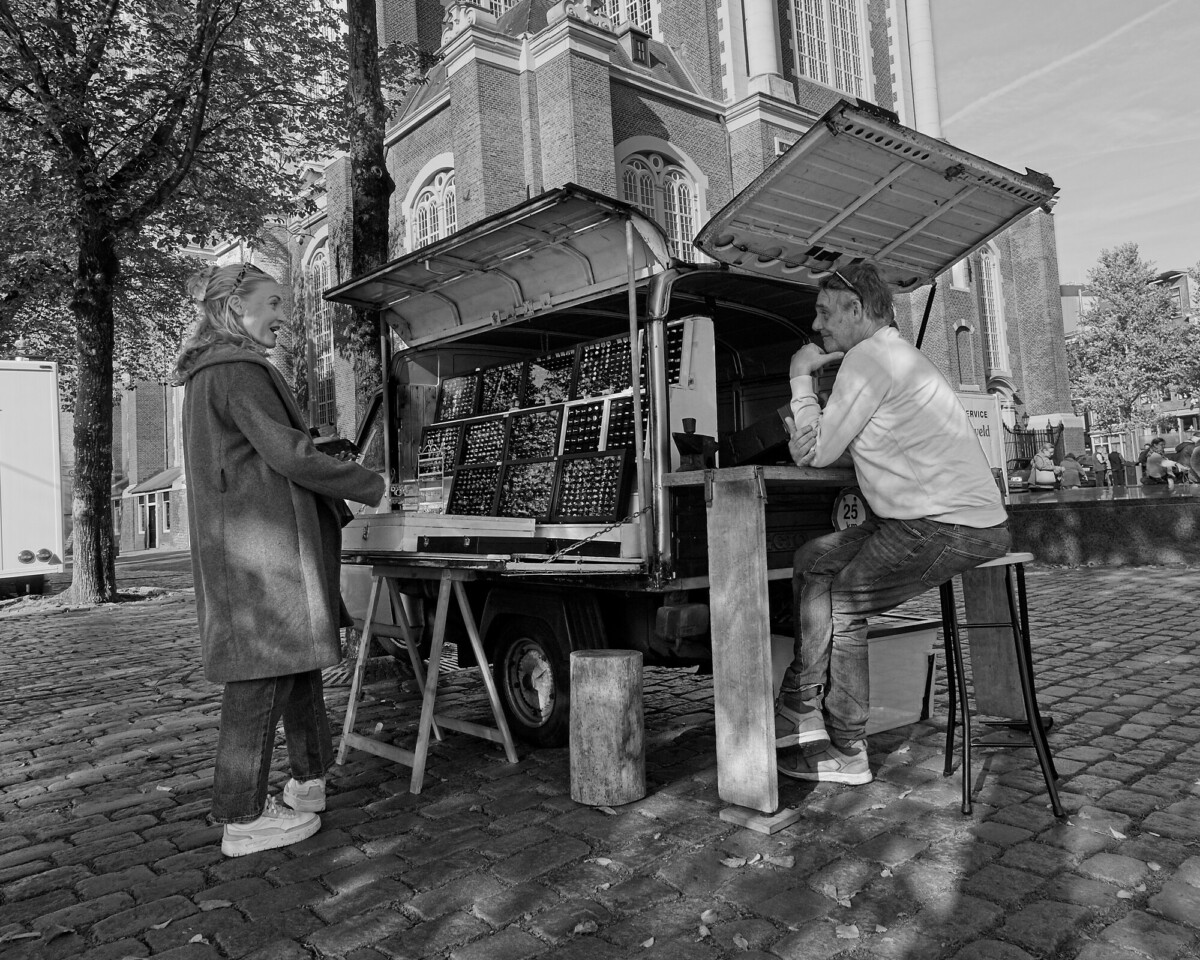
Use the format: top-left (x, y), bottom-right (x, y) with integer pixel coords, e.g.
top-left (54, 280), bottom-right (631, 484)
top-left (957, 392), bottom-right (1005, 473)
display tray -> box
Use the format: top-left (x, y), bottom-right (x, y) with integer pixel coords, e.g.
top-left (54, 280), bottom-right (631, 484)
top-left (447, 463), bottom-right (502, 516)
top-left (437, 372), bottom-right (479, 421)
top-left (551, 448), bottom-right (634, 523)
top-left (496, 458), bottom-right (557, 521)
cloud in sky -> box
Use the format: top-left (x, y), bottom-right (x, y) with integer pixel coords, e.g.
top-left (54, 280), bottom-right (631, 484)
top-left (933, 0), bottom-right (1200, 279)
top-left (942, 0), bottom-right (1182, 128)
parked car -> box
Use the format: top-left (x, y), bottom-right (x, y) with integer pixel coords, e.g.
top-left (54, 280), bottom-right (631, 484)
top-left (1007, 458), bottom-right (1032, 494)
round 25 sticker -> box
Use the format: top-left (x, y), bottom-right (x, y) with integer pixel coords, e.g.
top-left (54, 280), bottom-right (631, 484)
top-left (832, 487), bottom-right (870, 531)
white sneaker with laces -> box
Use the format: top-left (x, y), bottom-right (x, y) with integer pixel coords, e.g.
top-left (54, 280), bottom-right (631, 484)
top-left (221, 797), bottom-right (321, 857)
top-left (281, 777), bottom-right (327, 813)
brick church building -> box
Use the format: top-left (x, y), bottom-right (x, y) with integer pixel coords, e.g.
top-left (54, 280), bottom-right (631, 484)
top-left (116, 0), bottom-right (1077, 550)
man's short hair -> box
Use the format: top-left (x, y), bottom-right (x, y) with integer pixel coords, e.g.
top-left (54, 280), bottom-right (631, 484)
top-left (819, 262), bottom-right (894, 322)
top-left (1150, 437), bottom-right (1165, 447)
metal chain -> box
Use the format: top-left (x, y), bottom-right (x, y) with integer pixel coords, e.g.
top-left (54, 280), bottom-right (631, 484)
top-left (539, 503), bottom-right (653, 564)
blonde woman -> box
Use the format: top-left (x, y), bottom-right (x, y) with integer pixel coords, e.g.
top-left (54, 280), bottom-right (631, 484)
top-left (176, 263), bottom-right (386, 856)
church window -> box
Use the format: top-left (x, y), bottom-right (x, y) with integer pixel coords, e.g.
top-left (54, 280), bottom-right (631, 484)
top-left (979, 247), bottom-right (1010, 374)
top-left (410, 170), bottom-right (457, 250)
top-left (603, 0), bottom-right (653, 33)
top-left (305, 246), bottom-right (336, 426)
top-left (619, 152), bottom-right (699, 262)
top-left (792, 0), bottom-right (866, 97)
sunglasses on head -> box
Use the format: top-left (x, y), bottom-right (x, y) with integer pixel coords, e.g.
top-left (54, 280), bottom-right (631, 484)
top-left (827, 269), bottom-right (863, 303)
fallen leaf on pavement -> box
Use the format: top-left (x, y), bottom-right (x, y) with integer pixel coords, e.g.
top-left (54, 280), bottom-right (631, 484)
top-left (1148, 861), bottom-right (1162, 871)
top-left (598, 806), bottom-right (618, 816)
top-left (765, 854), bottom-right (795, 868)
top-left (587, 857), bottom-right (613, 867)
top-left (150, 921), bottom-right (171, 930)
top-left (573, 920), bottom-right (598, 935)
top-left (896, 745), bottom-right (910, 754)
top-left (0, 933), bottom-right (40, 943)
top-left (880, 868), bottom-right (893, 878)
top-left (720, 856), bottom-right (747, 868)
top-left (597, 882), bottom-right (610, 890)
top-left (1117, 890), bottom-right (1133, 899)
top-left (733, 933), bottom-right (750, 950)
top-left (700, 909), bottom-right (719, 924)
top-left (835, 924), bottom-right (860, 939)
top-left (875, 925), bottom-right (888, 933)
top-left (197, 900), bottom-right (232, 911)
top-left (1109, 827), bottom-right (1126, 840)
top-left (188, 935), bottom-right (209, 945)
top-left (1135, 883), bottom-right (1146, 892)
top-left (641, 937), bottom-right (655, 948)
top-left (698, 924), bottom-right (710, 938)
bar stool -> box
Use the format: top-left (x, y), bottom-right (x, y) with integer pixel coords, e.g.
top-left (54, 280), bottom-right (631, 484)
top-left (938, 552), bottom-right (1065, 818)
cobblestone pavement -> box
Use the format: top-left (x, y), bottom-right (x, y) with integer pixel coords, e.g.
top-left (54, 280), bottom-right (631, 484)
top-left (1, 559), bottom-right (1199, 960)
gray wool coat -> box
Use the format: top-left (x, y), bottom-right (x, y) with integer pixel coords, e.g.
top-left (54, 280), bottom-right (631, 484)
top-left (181, 344), bottom-right (386, 683)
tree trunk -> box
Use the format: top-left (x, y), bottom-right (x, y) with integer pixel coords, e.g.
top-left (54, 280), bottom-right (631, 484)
top-left (69, 214), bottom-right (120, 604)
top-left (346, 0), bottom-right (393, 413)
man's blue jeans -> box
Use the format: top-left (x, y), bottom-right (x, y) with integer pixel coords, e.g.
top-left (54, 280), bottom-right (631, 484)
top-left (781, 516), bottom-right (1010, 747)
top-left (211, 670), bottom-right (333, 824)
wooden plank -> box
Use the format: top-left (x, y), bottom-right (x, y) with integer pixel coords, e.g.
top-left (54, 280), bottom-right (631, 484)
top-left (961, 566), bottom-right (1024, 719)
top-left (452, 580), bottom-right (520, 763)
top-left (706, 471), bottom-right (778, 814)
top-left (341, 732), bottom-right (417, 767)
top-left (719, 804), bottom-right (805, 835)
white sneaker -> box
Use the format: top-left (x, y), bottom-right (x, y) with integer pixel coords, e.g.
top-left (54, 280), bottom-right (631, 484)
top-left (221, 797), bottom-right (321, 857)
top-left (281, 777), bottom-right (327, 812)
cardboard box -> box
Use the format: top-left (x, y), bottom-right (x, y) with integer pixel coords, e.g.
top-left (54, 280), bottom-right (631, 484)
top-left (770, 613), bottom-right (939, 735)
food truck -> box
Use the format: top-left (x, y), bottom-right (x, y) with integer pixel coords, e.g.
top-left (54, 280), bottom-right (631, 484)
top-left (0, 359), bottom-right (65, 596)
top-left (332, 100), bottom-right (1057, 752)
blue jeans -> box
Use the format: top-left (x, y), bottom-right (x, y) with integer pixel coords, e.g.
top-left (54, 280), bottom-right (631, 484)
top-left (211, 670), bottom-right (333, 824)
top-left (781, 516), bottom-right (1010, 746)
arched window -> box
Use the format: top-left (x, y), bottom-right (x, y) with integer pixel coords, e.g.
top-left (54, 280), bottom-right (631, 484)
top-left (955, 323), bottom-right (976, 387)
top-left (410, 170), bottom-right (457, 250)
top-left (305, 246), bottom-right (336, 427)
top-left (619, 151), bottom-right (698, 262)
top-left (979, 246), bottom-right (1010, 374)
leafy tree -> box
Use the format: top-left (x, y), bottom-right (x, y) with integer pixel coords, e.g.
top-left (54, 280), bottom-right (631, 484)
top-left (0, 0), bottom-right (426, 602)
top-left (1067, 243), bottom-right (1200, 433)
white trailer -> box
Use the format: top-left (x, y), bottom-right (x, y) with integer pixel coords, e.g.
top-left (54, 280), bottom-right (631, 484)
top-left (0, 359), bottom-right (65, 595)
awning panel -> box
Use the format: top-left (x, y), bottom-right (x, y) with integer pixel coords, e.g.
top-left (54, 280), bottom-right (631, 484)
top-left (325, 185), bottom-right (671, 350)
top-left (694, 100), bottom-right (1058, 290)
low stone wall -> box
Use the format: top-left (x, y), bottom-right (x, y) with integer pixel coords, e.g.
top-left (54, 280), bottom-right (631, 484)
top-left (1010, 492), bottom-right (1200, 566)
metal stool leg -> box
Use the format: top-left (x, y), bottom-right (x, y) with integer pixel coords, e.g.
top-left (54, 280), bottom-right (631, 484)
top-left (1005, 565), bottom-right (1065, 818)
top-left (939, 582), bottom-right (957, 775)
top-left (941, 578), bottom-right (973, 814)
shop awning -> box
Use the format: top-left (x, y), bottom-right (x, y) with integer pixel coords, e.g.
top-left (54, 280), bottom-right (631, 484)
top-left (324, 185), bottom-right (672, 351)
top-left (127, 466), bottom-right (182, 495)
top-left (694, 100), bottom-right (1058, 291)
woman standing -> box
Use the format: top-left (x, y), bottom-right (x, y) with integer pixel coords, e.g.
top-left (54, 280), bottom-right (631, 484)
top-left (176, 263), bottom-right (386, 856)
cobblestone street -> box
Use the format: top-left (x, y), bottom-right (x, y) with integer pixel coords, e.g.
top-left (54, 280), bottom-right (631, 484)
top-left (1, 557), bottom-right (1198, 959)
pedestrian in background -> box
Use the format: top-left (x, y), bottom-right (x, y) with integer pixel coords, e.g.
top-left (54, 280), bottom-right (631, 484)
top-left (1060, 452), bottom-right (1085, 488)
top-left (1092, 447), bottom-right (1108, 487)
top-left (175, 263), bottom-right (387, 857)
top-left (1109, 448), bottom-right (1126, 488)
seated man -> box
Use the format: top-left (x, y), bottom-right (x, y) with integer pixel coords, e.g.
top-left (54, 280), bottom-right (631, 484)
top-left (1142, 437), bottom-right (1180, 485)
top-left (776, 263), bottom-right (1010, 785)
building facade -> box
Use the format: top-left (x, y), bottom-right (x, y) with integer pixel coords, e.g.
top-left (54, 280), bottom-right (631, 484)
top-left (120, 0), bottom-right (1080, 549)
top-left (293, 0), bottom-right (1074, 446)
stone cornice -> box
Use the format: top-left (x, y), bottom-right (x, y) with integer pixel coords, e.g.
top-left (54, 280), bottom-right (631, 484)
top-left (609, 64), bottom-right (724, 120)
top-left (441, 23), bottom-right (524, 79)
top-left (529, 11), bottom-right (620, 70)
top-left (723, 93), bottom-right (822, 135)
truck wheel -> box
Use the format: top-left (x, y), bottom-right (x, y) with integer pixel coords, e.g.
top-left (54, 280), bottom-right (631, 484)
top-left (491, 617), bottom-right (570, 748)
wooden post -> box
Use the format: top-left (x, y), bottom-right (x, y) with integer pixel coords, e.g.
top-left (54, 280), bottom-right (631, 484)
top-left (569, 650), bottom-right (646, 806)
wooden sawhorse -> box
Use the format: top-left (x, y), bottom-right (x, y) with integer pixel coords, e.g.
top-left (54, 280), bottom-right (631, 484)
top-left (336, 565), bottom-right (519, 792)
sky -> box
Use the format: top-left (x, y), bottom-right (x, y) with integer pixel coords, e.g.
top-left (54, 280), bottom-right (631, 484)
top-left (930, 0), bottom-right (1200, 283)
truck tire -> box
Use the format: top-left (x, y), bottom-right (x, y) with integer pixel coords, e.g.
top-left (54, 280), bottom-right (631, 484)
top-left (491, 616), bottom-right (570, 748)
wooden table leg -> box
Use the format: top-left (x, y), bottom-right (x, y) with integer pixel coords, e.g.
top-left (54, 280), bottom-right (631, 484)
top-left (336, 574), bottom-right (382, 766)
top-left (409, 572), bottom-right (452, 793)
top-left (706, 470), bottom-right (779, 815)
top-left (452, 580), bottom-right (518, 763)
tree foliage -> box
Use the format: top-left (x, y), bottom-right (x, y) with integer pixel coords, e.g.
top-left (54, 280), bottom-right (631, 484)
top-left (1067, 243), bottom-right (1200, 431)
top-left (0, 0), bottom-right (427, 601)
